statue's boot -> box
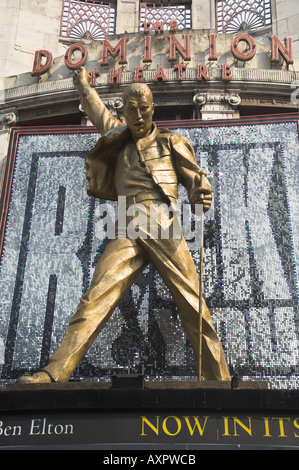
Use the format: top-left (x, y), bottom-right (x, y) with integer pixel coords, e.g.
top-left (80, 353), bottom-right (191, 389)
top-left (16, 371), bottom-right (53, 384)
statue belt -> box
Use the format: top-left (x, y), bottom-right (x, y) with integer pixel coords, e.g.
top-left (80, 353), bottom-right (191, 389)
top-left (126, 192), bottom-right (168, 207)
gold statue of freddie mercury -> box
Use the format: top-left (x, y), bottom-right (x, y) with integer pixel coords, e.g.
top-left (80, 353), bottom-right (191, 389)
top-left (17, 67), bottom-right (230, 383)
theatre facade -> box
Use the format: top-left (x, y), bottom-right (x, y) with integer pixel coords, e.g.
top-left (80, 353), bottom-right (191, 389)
top-left (1, 0), bottom-right (299, 392)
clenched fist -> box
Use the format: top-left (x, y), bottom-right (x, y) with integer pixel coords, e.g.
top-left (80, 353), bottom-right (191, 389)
top-left (73, 66), bottom-right (91, 92)
top-left (191, 173), bottom-right (213, 213)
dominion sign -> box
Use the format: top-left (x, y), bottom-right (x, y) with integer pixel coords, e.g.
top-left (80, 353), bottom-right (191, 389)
top-left (30, 30), bottom-right (294, 85)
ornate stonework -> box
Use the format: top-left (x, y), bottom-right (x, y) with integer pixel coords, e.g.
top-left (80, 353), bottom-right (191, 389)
top-left (193, 92), bottom-right (241, 119)
top-left (0, 109), bottom-right (18, 131)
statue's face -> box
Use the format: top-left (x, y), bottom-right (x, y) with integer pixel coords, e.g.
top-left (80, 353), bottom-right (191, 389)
top-left (124, 92), bottom-right (154, 140)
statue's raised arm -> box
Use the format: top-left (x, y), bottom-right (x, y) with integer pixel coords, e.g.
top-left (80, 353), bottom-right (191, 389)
top-left (73, 67), bottom-right (121, 134)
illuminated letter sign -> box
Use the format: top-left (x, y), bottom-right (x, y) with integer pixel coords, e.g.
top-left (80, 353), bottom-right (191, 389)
top-left (231, 34), bottom-right (257, 61)
top-left (168, 34), bottom-right (191, 61)
top-left (175, 63), bottom-right (186, 80)
top-left (209, 33), bottom-right (217, 61)
top-left (197, 64), bottom-right (210, 81)
top-left (270, 35), bottom-right (294, 64)
top-left (143, 35), bottom-right (152, 63)
top-left (101, 37), bottom-right (128, 65)
top-left (154, 66), bottom-right (167, 81)
top-left (222, 64), bottom-right (232, 81)
top-left (109, 68), bottom-right (122, 84)
top-left (134, 66), bottom-right (144, 82)
top-left (64, 43), bottom-right (88, 70)
top-left (88, 70), bottom-right (100, 87)
top-left (31, 50), bottom-right (53, 77)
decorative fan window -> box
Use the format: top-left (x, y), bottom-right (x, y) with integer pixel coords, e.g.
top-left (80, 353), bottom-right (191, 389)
top-left (216, 0), bottom-right (272, 33)
top-left (139, 1), bottom-right (192, 31)
top-left (60, 0), bottom-right (116, 41)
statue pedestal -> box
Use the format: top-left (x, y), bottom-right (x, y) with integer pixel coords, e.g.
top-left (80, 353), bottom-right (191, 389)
top-left (2, 377), bottom-right (267, 392)
top-left (0, 379), bottom-right (298, 450)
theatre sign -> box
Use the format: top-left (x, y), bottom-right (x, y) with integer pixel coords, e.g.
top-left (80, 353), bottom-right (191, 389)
top-left (1, 410), bottom-right (299, 449)
top-left (30, 28), bottom-right (295, 86)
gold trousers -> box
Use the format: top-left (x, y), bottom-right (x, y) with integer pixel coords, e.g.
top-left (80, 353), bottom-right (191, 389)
top-left (43, 208), bottom-right (230, 382)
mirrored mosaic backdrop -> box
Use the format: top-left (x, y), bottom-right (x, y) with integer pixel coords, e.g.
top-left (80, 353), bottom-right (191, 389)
top-left (1, 116), bottom-right (299, 389)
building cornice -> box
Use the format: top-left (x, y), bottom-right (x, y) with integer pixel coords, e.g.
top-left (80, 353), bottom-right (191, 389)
top-left (3, 68), bottom-right (299, 106)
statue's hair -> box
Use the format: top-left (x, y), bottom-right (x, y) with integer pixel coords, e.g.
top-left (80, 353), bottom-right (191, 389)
top-left (122, 83), bottom-right (153, 106)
